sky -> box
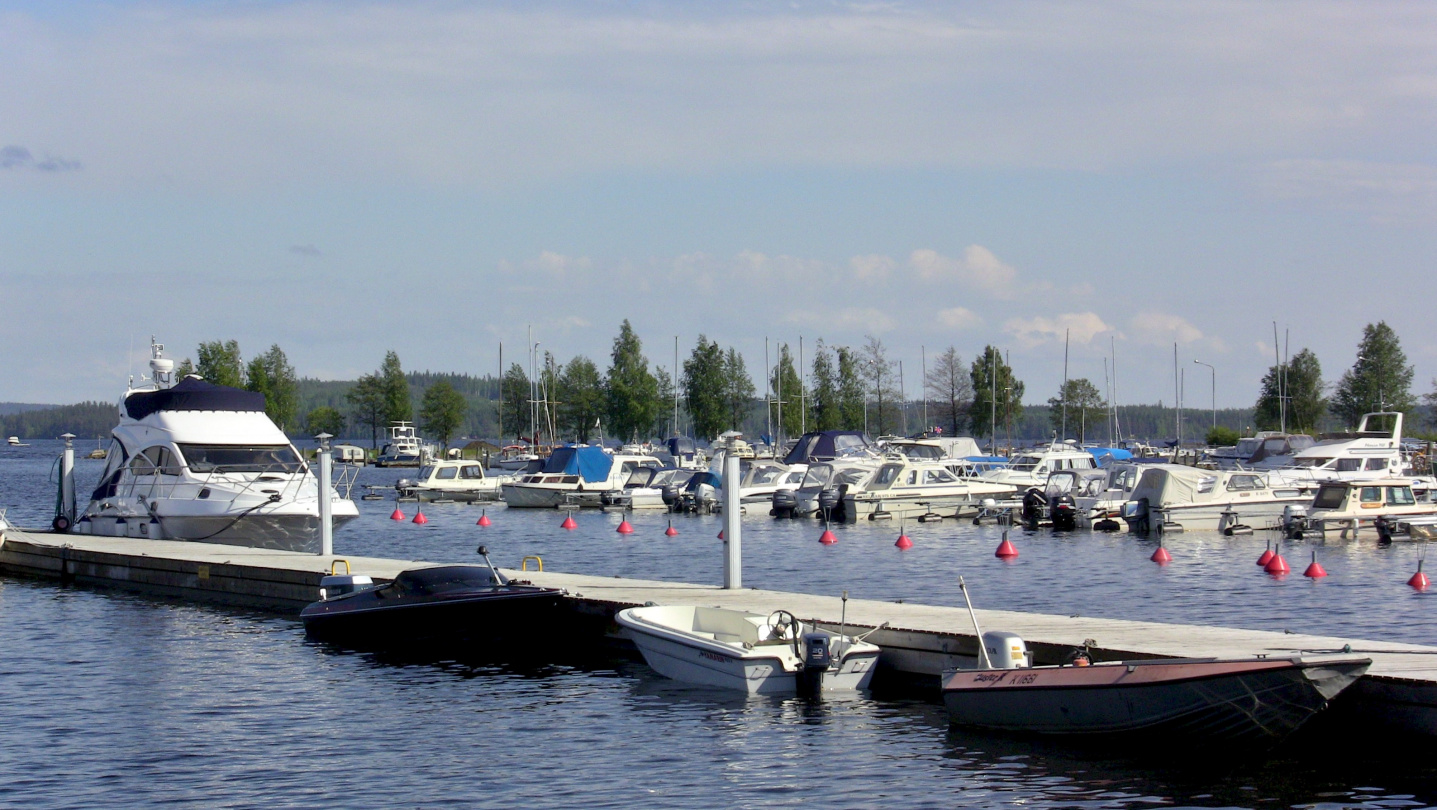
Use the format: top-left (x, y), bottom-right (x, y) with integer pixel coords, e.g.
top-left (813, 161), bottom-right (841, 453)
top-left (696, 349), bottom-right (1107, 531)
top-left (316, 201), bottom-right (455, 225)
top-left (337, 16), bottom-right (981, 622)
top-left (2, 1), bottom-right (1435, 412)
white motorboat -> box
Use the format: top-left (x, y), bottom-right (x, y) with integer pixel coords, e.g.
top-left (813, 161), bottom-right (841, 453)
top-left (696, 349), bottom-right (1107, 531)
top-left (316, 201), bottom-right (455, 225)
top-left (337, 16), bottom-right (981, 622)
top-left (1122, 464), bottom-right (1307, 534)
top-left (1285, 479), bottom-right (1437, 539)
top-left (841, 457), bottom-right (1016, 523)
top-left (6, 436), bottom-right (25, 447)
top-left (495, 444), bottom-right (542, 471)
top-left (374, 422), bottom-right (434, 467)
top-left (1267, 413), bottom-right (1434, 498)
top-left (779, 458), bottom-right (882, 519)
top-left (70, 339), bottom-right (359, 552)
top-left (396, 459), bottom-right (514, 502)
top-left (616, 605), bottom-right (881, 695)
top-left (501, 445), bottom-right (662, 508)
top-left (979, 441), bottom-right (1100, 490)
top-left (601, 467), bottom-right (694, 510)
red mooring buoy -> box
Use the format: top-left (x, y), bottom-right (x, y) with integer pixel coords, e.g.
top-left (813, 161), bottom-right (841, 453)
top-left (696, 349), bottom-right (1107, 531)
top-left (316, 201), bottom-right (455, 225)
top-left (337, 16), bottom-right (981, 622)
top-left (390, 507), bottom-right (405, 521)
top-left (1256, 540), bottom-right (1275, 567)
top-left (895, 531), bottom-right (912, 550)
top-left (1410, 560), bottom-right (1430, 591)
top-left (718, 529), bottom-right (724, 540)
top-left (995, 531), bottom-right (1018, 559)
top-left (664, 520), bottom-right (678, 537)
top-left (1303, 551), bottom-right (1327, 579)
top-left (616, 519), bottom-right (634, 534)
top-left (412, 509), bottom-right (428, 525)
top-left (477, 510), bottom-right (491, 527)
top-left (561, 513), bottom-right (577, 530)
top-left (819, 529), bottom-right (837, 545)
top-left (1264, 544), bottom-right (1290, 575)
top-left (1151, 543), bottom-right (1171, 565)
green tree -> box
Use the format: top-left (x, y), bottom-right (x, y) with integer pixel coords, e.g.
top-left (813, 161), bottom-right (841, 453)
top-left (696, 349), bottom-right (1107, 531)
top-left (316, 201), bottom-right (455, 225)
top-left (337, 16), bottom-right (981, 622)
top-left (969, 346), bottom-right (1024, 449)
top-left (1206, 425), bottom-right (1241, 446)
top-left (245, 344), bottom-right (298, 431)
top-left (1047, 378), bottom-right (1104, 443)
top-left (861, 335), bottom-right (900, 436)
top-left (836, 346), bottom-right (865, 431)
top-left (174, 358), bottom-right (196, 378)
top-left (770, 344), bottom-right (803, 440)
top-left (605, 320), bottom-right (660, 442)
top-left (419, 380), bottom-right (467, 449)
top-left (557, 356), bottom-right (605, 442)
top-left (379, 351), bottom-right (412, 426)
top-left (723, 348), bottom-right (756, 430)
top-left (305, 406), bottom-right (347, 437)
top-left (500, 362), bottom-right (531, 440)
top-left (1332, 322), bottom-right (1415, 427)
top-left (923, 346), bottom-right (970, 437)
top-left (345, 373), bottom-right (386, 448)
top-left (1254, 348), bottom-right (1326, 433)
top-left (683, 336), bottom-right (728, 439)
top-left (196, 340), bottom-right (244, 388)
top-left (808, 340), bottom-right (841, 432)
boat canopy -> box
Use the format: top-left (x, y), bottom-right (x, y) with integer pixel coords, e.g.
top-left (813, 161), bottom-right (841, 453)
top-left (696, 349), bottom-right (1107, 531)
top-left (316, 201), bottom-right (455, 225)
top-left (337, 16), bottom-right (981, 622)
top-left (541, 445), bottom-right (614, 482)
top-left (124, 376), bottom-right (266, 421)
top-left (1085, 447), bottom-right (1134, 465)
top-left (1129, 465), bottom-right (1240, 506)
top-left (666, 437), bottom-right (698, 456)
top-left (783, 430), bottom-right (871, 465)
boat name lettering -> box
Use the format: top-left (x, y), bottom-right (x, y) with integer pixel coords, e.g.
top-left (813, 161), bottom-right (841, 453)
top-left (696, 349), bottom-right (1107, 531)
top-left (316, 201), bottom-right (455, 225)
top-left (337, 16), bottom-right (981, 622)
top-left (699, 650), bottom-right (734, 663)
top-left (974, 672), bottom-right (1009, 683)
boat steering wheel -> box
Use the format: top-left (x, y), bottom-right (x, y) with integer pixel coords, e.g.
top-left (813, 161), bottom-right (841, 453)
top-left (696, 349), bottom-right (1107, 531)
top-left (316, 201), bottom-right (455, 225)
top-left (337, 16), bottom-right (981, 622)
top-left (766, 610), bottom-right (800, 641)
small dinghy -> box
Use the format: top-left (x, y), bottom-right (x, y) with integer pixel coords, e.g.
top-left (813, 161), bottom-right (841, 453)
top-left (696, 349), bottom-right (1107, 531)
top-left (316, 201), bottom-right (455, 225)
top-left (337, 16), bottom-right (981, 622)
top-left (940, 579), bottom-right (1371, 745)
top-left (301, 547), bottom-right (565, 649)
top-left (616, 604), bottom-right (881, 695)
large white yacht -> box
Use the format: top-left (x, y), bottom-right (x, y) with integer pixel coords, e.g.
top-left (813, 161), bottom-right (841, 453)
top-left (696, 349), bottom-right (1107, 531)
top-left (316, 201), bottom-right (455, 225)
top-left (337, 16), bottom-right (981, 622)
top-left (70, 341), bottom-right (359, 552)
top-left (1267, 412), bottom-right (1431, 496)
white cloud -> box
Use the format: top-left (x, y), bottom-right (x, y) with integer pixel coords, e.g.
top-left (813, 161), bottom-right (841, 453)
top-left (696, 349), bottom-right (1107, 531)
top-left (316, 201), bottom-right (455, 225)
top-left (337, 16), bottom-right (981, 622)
top-left (1130, 312), bottom-right (1203, 345)
top-left (1003, 312), bottom-right (1112, 348)
top-left (784, 307), bottom-right (895, 334)
top-left (529, 251), bottom-right (592, 275)
top-left (909, 246), bottom-right (1020, 298)
top-left (936, 307), bottom-right (983, 330)
top-left (849, 254), bottom-right (896, 281)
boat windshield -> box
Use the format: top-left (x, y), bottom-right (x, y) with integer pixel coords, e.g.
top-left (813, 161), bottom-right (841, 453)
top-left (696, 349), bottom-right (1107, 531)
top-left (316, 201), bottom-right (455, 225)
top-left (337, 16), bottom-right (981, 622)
top-left (894, 444), bottom-right (942, 460)
top-left (393, 566), bottom-right (498, 595)
top-left (177, 444), bottom-right (304, 474)
top-left (1009, 455), bottom-right (1042, 472)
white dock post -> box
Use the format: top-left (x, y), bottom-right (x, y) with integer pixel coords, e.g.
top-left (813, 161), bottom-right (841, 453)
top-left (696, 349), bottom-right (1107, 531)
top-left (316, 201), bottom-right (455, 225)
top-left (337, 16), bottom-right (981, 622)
top-left (723, 452), bottom-right (741, 589)
top-left (316, 433), bottom-right (334, 557)
top-left (58, 433), bottom-right (76, 530)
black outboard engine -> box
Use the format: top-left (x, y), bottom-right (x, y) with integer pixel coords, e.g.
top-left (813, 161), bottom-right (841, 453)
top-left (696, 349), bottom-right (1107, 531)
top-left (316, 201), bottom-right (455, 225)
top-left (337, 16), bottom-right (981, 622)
top-left (818, 487), bottom-right (841, 516)
top-left (797, 632), bottom-right (833, 697)
top-left (1021, 487), bottom-right (1047, 528)
top-left (661, 484), bottom-right (681, 509)
top-left (1051, 492), bottom-right (1077, 531)
top-left (1375, 515), bottom-right (1395, 544)
top-left (771, 488), bottom-right (797, 517)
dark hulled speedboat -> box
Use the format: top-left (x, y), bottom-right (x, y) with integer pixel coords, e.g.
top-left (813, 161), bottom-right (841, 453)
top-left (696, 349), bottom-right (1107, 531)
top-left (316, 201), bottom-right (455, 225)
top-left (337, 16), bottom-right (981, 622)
top-left (301, 549), bottom-right (565, 649)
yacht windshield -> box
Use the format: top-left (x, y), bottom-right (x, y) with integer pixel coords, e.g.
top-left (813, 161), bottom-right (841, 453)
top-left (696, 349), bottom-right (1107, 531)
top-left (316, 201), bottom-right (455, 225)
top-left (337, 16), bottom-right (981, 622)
top-left (178, 444), bottom-right (304, 474)
top-left (1010, 455), bottom-right (1042, 472)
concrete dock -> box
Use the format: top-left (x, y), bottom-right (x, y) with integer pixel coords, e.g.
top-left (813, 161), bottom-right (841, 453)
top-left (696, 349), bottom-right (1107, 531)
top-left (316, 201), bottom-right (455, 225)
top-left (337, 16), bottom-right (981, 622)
top-left (3, 525), bottom-right (1434, 736)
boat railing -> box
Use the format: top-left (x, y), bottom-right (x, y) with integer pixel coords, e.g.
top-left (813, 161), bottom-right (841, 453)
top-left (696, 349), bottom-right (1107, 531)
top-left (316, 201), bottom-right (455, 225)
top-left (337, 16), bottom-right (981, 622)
top-left (121, 461), bottom-right (359, 505)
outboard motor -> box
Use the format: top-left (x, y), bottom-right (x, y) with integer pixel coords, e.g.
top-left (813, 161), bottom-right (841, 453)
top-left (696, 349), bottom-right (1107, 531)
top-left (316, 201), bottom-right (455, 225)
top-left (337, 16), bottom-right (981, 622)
top-left (798, 631), bottom-right (834, 696)
top-left (695, 481), bottom-right (719, 513)
top-left (1050, 492), bottom-right (1077, 532)
top-left (818, 486), bottom-right (841, 516)
top-left (771, 488), bottom-right (797, 517)
top-left (1375, 515), bottom-right (1395, 544)
top-left (1021, 487), bottom-right (1047, 528)
top-left (1123, 498), bottom-right (1151, 534)
top-left (982, 631), bottom-right (1029, 669)
top-left (395, 478), bottom-right (415, 499)
top-left (1282, 504), bottom-right (1308, 540)
top-left (661, 484), bottom-right (681, 509)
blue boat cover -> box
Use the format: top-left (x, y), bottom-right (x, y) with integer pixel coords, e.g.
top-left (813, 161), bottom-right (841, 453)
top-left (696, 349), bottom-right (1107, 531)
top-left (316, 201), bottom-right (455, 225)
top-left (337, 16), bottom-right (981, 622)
top-left (542, 445), bottom-right (614, 482)
top-left (124, 376), bottom-right (267, 421)
top-left (1085, 447), bottom-right (1134, 465)
top-left (783, 430), bottom-right (871, 465)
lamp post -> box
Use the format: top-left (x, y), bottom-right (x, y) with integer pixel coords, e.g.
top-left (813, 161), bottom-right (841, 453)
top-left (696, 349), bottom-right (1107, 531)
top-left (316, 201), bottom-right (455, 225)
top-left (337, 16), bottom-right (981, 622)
top-left (1193, 360), bottom-right (1215, 432)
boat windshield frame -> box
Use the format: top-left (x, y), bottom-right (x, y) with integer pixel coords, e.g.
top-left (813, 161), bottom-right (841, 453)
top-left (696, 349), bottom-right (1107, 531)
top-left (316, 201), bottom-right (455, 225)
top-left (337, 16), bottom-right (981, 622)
top-left (176, 443), bottom-right (305, 474)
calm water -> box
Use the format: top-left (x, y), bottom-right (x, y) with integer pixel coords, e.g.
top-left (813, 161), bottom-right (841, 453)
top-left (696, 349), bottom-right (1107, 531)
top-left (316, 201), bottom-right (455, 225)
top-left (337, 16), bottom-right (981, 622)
top-left (4, 441), bottom-right (1437, 808)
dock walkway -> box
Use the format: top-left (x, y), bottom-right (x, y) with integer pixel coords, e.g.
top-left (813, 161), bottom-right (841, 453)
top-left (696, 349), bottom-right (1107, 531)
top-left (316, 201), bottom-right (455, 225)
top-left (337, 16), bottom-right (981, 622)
top-left (2, 527), bottom-right (1433, 735)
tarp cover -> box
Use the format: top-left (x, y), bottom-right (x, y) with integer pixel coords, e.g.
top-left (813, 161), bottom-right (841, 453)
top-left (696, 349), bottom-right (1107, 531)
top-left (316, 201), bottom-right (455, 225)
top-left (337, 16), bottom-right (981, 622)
top-left (783, 430), bottom-right (871, 465)
top-left (124, 377), bottom-right (266, 421)
top-left (542, 445), bottom-right (614, 482)
top-left (1085, 447), bottom-right (1134, 465)
top-left (1130, 465), bottom-right (1217, 506)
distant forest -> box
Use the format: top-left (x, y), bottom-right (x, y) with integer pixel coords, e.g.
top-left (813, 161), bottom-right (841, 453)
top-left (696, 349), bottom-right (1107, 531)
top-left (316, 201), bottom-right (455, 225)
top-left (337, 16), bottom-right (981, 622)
top-left (9, 377), bottom-right (1430, 445)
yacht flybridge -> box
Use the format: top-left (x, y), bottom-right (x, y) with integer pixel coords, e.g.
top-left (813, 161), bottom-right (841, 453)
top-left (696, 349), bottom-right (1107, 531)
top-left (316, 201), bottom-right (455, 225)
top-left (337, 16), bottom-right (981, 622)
top-left (69, 340), bottom-right (358, 553)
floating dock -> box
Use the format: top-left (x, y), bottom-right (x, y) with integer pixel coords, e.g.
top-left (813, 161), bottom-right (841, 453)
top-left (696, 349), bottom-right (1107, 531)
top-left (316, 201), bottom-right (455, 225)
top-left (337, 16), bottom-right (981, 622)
top-left (2, 526), bottom-right (1433, 736)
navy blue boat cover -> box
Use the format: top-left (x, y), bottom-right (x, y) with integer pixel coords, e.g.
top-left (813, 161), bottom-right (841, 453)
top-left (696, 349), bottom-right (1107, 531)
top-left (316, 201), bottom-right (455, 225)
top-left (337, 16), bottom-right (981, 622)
top-left (124, 377), bottom-right (267, 420)
top-left (542, 445), bottom-right (614, 482)
top-left (783, 430), bottom-right (871, 465)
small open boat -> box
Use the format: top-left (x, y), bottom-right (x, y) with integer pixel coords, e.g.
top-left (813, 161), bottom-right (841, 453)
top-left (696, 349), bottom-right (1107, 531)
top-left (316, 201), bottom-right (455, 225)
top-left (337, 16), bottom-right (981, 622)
top-left (941, 633), bottom-right (1370, 745)
top-left (616, 604), bottom-right (881, 695)
top-left (300, 548), bottom-right (565, 648)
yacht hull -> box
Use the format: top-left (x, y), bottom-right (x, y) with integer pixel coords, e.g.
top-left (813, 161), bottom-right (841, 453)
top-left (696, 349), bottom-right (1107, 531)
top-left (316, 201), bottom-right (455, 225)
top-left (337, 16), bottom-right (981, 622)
top-left (78, 512), bottom-right (358, 553)
top-left (501, 483), bottom-right (605, 509)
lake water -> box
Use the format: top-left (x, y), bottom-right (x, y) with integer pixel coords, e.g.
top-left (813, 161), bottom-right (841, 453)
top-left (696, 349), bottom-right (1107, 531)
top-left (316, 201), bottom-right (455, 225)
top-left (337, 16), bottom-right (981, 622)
top-left (3, 440), bottom-right (1436, 808)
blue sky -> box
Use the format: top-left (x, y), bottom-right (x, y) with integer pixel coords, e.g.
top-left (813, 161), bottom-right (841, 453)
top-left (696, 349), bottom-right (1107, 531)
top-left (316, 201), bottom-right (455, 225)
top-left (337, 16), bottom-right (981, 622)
top-left (3, 1), bottom-right (1434, 412)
